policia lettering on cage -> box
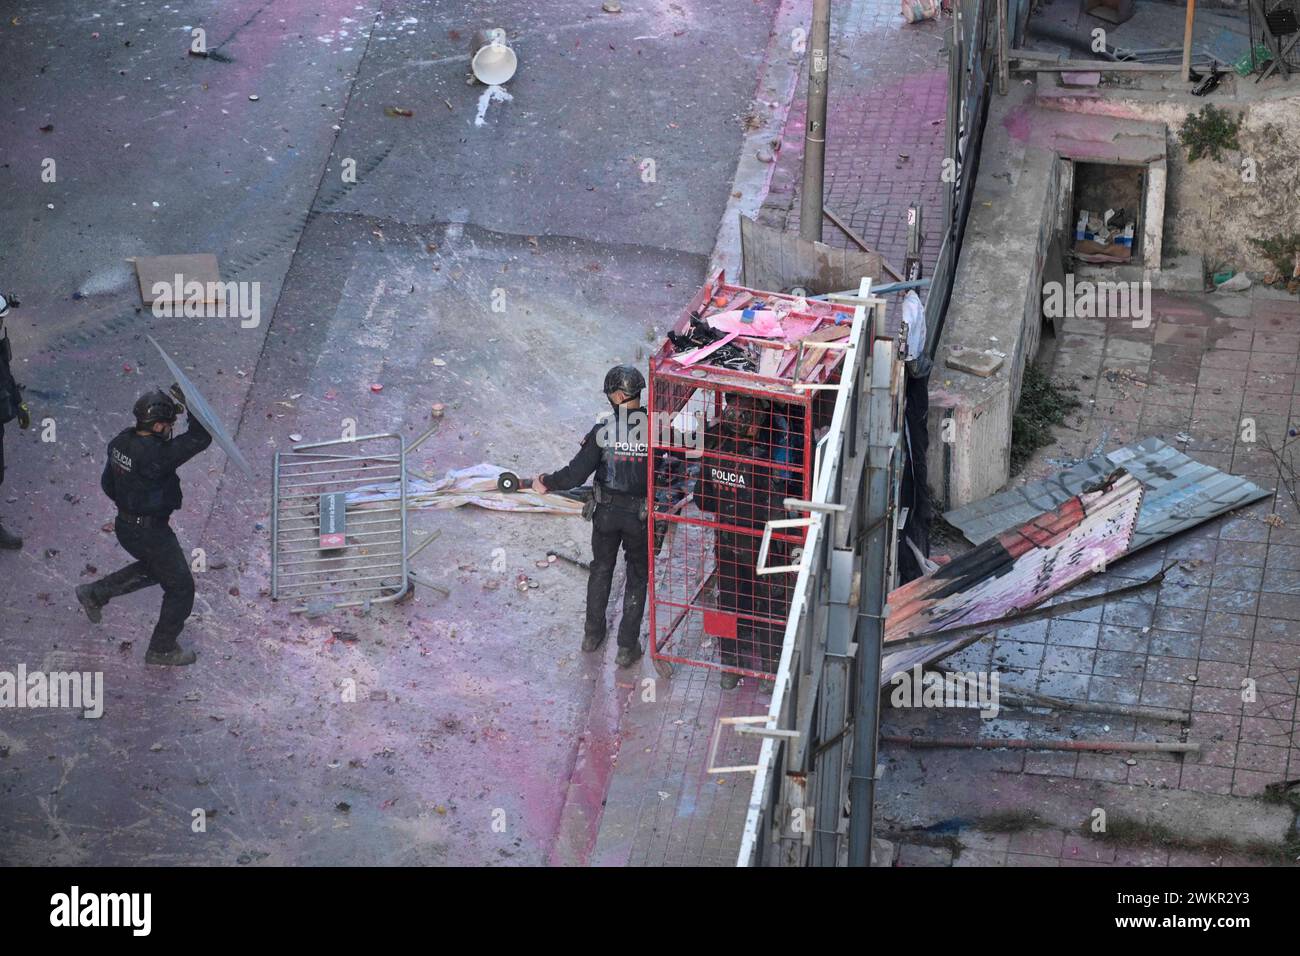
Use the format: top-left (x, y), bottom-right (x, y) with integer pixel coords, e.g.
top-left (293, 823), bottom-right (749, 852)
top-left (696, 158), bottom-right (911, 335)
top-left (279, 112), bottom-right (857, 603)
top-left (534, 366), bottom-right (650, 669)
top-left (75, 387), bottom-right (212, 666)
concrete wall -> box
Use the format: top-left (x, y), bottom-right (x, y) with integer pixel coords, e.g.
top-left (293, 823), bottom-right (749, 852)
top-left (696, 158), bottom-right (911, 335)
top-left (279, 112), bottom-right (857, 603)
top-left (1037, 80), bottom-right (1300, 278)
top-left (928, 81), bottom-right (1169, 511)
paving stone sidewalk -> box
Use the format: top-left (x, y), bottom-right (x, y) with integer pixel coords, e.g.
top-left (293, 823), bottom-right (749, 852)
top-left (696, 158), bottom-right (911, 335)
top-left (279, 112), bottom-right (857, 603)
top-left (879, 287), bottom-right (1300, 867)
top-left (757, 0), bottom-right (950, 276)
top-left (588, 0), bottom-right (956, 867)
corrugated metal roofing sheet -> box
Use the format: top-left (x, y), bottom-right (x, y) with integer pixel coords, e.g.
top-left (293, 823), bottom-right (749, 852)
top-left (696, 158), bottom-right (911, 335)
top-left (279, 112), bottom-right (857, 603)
top-left (943, 437), bottom-right (1273, 553)
top-left (882, 471), bottom-right (1144, 682)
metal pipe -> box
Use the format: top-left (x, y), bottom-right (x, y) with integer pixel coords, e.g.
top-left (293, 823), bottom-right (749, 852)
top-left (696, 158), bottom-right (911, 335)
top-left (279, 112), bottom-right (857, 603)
top-left (271, 453), bottom-right (280, 598)
top-left (882, 735), bottom-right (1201, 754)
top-left (406, 528), bottom-right (442, 562)
top-left (813, 278), bottom-right (931, 300)
top-left (276, 562), bottom-right (404, 580)
top-left (798, 0), bottom-right (831, 243)
top-left (847, 467), bottom-right (887, 866)
top-left (277, 473), bottom-right (402, 491)
top-left (1182, 0), bottom-right (1197, 82)
top-left (847, 339), bottom-right (893, 867)
top-left (291, 432), bottom-right (403, 451)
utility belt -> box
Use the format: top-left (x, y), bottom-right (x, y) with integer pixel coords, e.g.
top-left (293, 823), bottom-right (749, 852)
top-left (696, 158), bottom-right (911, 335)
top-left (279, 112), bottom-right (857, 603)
top-left (117, 511), bottom-right (169, 528)
top-left (586, 484), bottom-right (648, 522)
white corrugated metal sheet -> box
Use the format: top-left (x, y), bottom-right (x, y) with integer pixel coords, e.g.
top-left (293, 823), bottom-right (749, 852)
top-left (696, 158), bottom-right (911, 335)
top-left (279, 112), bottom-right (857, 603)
top-left (944, 437), bottom-right (1272, 553)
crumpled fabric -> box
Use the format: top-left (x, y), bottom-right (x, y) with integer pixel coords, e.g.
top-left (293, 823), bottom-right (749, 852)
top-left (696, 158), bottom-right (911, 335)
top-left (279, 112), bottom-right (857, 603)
top-left (346, 462), bottom-right (584, 515)
top-left (900, 290), bottom-right (926, 361)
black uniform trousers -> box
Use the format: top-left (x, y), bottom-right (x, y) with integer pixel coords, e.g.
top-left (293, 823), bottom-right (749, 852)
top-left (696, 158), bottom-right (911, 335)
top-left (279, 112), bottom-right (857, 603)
top-left (586, 502), bottom-right (649, 650)
top-left (89, 518), bottom-right (195, 651)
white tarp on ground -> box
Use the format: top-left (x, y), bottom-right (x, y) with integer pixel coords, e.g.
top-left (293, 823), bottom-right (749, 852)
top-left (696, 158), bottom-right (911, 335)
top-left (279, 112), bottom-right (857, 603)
top-left (346, 463), bottom-right (585, 516)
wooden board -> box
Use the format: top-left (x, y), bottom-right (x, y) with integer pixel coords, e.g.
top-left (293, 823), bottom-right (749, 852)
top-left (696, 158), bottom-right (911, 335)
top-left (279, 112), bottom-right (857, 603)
top-left (795, 325), bottom-right (851, 379)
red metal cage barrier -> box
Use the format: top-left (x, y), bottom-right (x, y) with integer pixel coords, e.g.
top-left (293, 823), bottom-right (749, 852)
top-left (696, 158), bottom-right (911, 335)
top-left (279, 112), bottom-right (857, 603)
top-left (647, 275), bottom-right (851, 682)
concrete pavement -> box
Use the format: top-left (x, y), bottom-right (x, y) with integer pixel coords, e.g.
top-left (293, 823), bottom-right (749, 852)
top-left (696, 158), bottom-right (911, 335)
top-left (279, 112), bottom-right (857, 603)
top-left (0, 0), bottom-right (786, 866)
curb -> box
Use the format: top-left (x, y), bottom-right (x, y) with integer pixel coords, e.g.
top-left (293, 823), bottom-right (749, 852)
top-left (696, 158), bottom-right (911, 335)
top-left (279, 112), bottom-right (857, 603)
top-left (707, 0), bottom-right (812, 280)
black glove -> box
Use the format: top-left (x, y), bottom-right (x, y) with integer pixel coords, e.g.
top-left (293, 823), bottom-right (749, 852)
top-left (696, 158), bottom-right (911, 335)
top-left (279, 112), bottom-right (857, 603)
top-left (16, 402), bottom-right (30, 430)
top-left (168, 382), bottom-right (188, 414)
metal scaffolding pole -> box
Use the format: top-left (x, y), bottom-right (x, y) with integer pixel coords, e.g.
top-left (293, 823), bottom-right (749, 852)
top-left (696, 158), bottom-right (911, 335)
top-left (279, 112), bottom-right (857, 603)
top-left (846, 333), bottom-right (896, 866)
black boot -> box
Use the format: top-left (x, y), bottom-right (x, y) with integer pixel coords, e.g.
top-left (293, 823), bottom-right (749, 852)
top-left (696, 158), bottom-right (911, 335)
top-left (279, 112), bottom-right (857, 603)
top-left (581, 628), bottom-right (607, 652)
top-left (0, 522), bottom-right (22, 550)
top-left (75, 584), bottom-right (103, 624)
top-left (145, 645), bottom-right (197, 666)
top-left (614, 644), bottom-right (642, 668)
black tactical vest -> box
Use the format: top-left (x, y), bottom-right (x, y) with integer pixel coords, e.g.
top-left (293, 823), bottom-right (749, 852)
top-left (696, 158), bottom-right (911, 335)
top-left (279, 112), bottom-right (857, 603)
top-left (596, 407), bottom-right (649, 497)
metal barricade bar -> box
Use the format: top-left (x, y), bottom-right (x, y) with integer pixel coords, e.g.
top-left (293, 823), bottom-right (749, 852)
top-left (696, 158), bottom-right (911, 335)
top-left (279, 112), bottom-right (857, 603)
top-left (271, 432), bottom-right (410, 609)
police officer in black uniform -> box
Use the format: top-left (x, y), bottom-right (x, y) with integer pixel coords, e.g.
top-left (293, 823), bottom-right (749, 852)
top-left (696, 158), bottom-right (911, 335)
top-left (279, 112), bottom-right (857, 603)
top-left (75, 388), bottom-right (212, 666)
top-left (0, 291), bottom-right (31, 550)
top-left (534, 365), bottom-right (649, 669)
top-left (696, 394), bottom-right (785, 690)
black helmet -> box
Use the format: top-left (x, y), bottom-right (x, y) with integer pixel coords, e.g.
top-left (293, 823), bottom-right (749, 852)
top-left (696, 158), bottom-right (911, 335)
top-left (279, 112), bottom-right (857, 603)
top-left (133, 389), bottom-right (180, 429)
top-left (603, 364), bottom-right (645, 399)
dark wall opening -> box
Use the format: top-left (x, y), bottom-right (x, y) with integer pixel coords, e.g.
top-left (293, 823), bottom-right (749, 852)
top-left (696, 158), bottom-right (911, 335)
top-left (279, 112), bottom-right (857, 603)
top-left (1070, 161), bottom-right (1146, 265)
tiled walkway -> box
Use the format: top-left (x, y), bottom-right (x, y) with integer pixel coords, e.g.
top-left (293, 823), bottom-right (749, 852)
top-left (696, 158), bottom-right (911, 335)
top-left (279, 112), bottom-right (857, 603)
top-left (757, 0), bottom-right (949, 275)
top-left (880, 288), bottom-right (1300, 867)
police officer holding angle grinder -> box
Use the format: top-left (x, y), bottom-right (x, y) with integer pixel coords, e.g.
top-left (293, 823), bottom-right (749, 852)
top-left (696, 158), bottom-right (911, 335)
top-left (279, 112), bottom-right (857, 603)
top-left (534, 365), bottom-right (649, 669)
top-left (75, 387), bottom-right (211, 666)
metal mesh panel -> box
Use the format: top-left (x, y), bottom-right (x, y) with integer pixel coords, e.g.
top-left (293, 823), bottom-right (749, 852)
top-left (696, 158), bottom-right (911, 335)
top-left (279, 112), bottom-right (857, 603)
top-left (650, 375), bottom-right (814, 680)
top-left (272, 434), bottom-right (408, 610)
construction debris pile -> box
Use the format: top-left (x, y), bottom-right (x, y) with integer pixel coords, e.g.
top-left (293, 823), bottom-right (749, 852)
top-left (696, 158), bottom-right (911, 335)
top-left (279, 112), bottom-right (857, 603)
top-left (663, 284), bottom-right (852, 385)
top-left (883, 437), bottom-right (1273, 684)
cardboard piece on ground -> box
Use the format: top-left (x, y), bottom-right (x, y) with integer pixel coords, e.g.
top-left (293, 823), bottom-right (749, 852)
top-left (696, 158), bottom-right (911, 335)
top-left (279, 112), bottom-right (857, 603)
top-left (133, 253), bottom-right (221, 306)
top-left (1072, 238), bottom-right (1131, 264)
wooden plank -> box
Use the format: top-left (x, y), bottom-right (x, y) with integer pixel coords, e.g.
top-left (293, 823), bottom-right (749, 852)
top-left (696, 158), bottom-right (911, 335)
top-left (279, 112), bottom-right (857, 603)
top-left (1181, 0), bottom-right (1196, 82)
top-left (822, 208), bottom-right (904, 281)
top-left (1009, 50), bottom-right (1188, 73)
top-left (758, 347), bottom-right (785, 377)
top-left (794, 326), bottom-right (851, 380)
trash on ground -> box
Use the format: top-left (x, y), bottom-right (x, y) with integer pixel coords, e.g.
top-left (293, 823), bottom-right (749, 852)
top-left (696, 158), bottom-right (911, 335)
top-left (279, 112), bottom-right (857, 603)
top-left (1214, 271), bottom-right (1252, 292)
